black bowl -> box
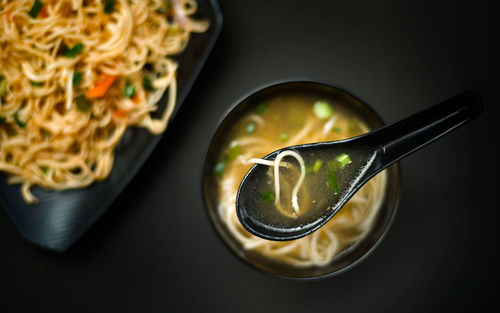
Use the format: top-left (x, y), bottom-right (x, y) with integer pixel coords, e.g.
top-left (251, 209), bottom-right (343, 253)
top-left (202, 80), bottom-right (400, 279)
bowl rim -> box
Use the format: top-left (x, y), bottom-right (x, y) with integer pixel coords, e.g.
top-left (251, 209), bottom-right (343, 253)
top-left (201, 78), bottom-right (401, 280)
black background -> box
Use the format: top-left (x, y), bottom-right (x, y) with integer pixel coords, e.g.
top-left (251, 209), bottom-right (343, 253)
top-left (1, 0), bottom-right (499, 312)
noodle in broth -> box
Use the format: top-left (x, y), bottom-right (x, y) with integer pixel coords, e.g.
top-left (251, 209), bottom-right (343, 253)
top-left (215, 95), bottom-right (387, 267)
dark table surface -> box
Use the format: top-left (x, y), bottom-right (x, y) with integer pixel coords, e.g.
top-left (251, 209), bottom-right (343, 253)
top-left (1, 0), bottom-right (499, 312)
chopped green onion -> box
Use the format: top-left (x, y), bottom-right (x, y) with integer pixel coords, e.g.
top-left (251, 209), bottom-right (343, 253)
top-left (313, 159), bottom-right (322, 172)
top-left (28, 0), bottom-right (44, 18)
top-left (349, 120), bottom-right (360, 133)
top-left (40, 166), bottom-right (50, 175)
top-left (62, 43), bottom-right (84, 58)
top-left (327, 172), bottom-right (341, 195)
top-left (228, 142), bottom-right (241, 160)
top-left (103, 0), bottom-right (115, 14)
top-left (0, 76), bottom-right (7, 95)
top-left (305, 164), bottom-right (313, 174)
top-left (41, 129), bottom-right (52, 139)
top-left (214, 161), bottom-right (225, 175)
top-left (0, 116), bottom-right (5, 124)
top-left (331, 127), bottom-right (342, 133)
top-left (260, 190), bottom-right (275, 203)
top-left (143, 77), bottom-right (155, 91)
top-left (75, 95), bottom-right (92, 112)
top-left (313, 100), bottom-right (334, 119)
top-left (31, 81), bottom-right (43, 87)
top-left (245, 122), bottom-right (256, 134)
top-left (13, 112), bottom-right (26, 128)
top-left (256, 103), bottom-right (269, 115)
top-left (124, 83), bottom-right (135, 98)
top-left (280, 133), bottom-right (288, 142)
top-left (336, 153), bottom-right (351, 168)
top-left (72, 72), bottom-right (82, 86)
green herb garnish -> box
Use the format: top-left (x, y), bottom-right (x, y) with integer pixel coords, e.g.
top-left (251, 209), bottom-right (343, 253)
top-left (260, 190), bottom-right (275, 203)
top-left (103, 0), bottom-right (115, 14)
top-left (62, 43), bottom-right (84, 58)
top-left (41, 129), bottom-right (52, 139)
top-left (31, 81), bottom-right (43, 87)
top-left (124, 83), bottom-right (135, 98)
top-left (245, 122), bottom-right (256, 134)
top-left (0, 76), bottom-right (7, 95)
top-left (327, 172), bottom-right (341, 195)
top-left (214, 161), bottom-right (225, 175)
top-left (13, 112), bottom-right (27, 128)
top-left (313, 159), bottom-right (322, 172)
top-left (228, 142), bottom-right (242, 160)
top-left (28, 0), bottom-right (44, 18)
top-left (256, 103), bottom-right (269, 115)
top-left (305, 164), bottom-right (313, 174)
top-left (72, 72), bottom-right (82, 86)
top-left (313, 100), bottom-right (334, 119)
top-left (75, 95), bottom-right (92, 112)
top-left (331, 127), bottom-right (342, 133)
top-left (40, 166), bottom-right (50, 175)
top-left (143, 77), bottom-right (155, 91)
top-left (336, 153), bottom-right (351, 168)
top-left (280, 133), bottom-right (288, 142)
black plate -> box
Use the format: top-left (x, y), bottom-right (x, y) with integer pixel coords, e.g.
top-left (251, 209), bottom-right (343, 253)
top-left (0, 0), bottom-right (223, 252)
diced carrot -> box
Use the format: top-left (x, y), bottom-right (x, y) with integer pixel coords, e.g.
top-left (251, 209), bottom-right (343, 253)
top-left (86, 75), bottom-right (117, 99)
top-left (132, 94), bottom-right (141, 104)
top-left (39, 6), bottom-right (48, 18)
top-left (113, 108), bottom-right (128, 119)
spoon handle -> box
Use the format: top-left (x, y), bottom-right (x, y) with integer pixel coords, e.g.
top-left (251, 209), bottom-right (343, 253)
top-left (365, 91), bottom-right (483, 174)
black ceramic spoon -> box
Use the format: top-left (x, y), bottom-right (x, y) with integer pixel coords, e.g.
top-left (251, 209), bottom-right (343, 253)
top-left (236, 91), bottom-right (483, 241)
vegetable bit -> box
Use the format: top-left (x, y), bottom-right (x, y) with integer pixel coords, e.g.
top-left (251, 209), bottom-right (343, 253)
top-left (72, 72), bottom-right (82, 86)
top-left (313, 100), bottom-right (334, 119)
top-left (113, 108), bottom-right (128, 119)
top-left (280, 133), bottom-right (288, 142)
top-left (75, 95), bottom-right (92, 112)
top-left (0, 76), bottom-right (7, 95)
top-left (327, 172), bottom-right (340, 195)
top-left (13, 112), bottom-right (27, 128)
top-left (313, 159), bottom-right (322, 172)
top-left (245, 122), bottom-right (256, 134)
top-left (336, 153), bottom-right (352, 168)
top-left (142, 77), bottom-right (155, 91)
top-left (214, 161), bottom-right (225, 175)
top-left (305, 164), bottom-right (313, 174)
top-left (0, 116), bottom-right (6, 124)
top-left (104, 0), bottom-right (116, 14)
top-left (256, 103), bottom-right (269, 115)
top-left (260, 190), bottom-right (275, 203)
top-left (62, 43), bottom-right (84, 58)
top-left (86, 74), bottom-right (116, 98)
top-left (124, 83), bottom-right (135, 98)
top-left (31, 81), bottom-right (43, 87)
top-left (40, 166), bottom-right (50, 175)
top-left (228, 141), bottom-right (242, 160)
top-left (28, 0), bottom-right (44, 18)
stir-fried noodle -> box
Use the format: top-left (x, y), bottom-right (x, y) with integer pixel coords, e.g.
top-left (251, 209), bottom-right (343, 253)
top-left (0, 0), bottom-right (208, 203)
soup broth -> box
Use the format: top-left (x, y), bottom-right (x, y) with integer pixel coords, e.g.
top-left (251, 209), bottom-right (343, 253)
top-left (214, 94), bottom-right (387, 267)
